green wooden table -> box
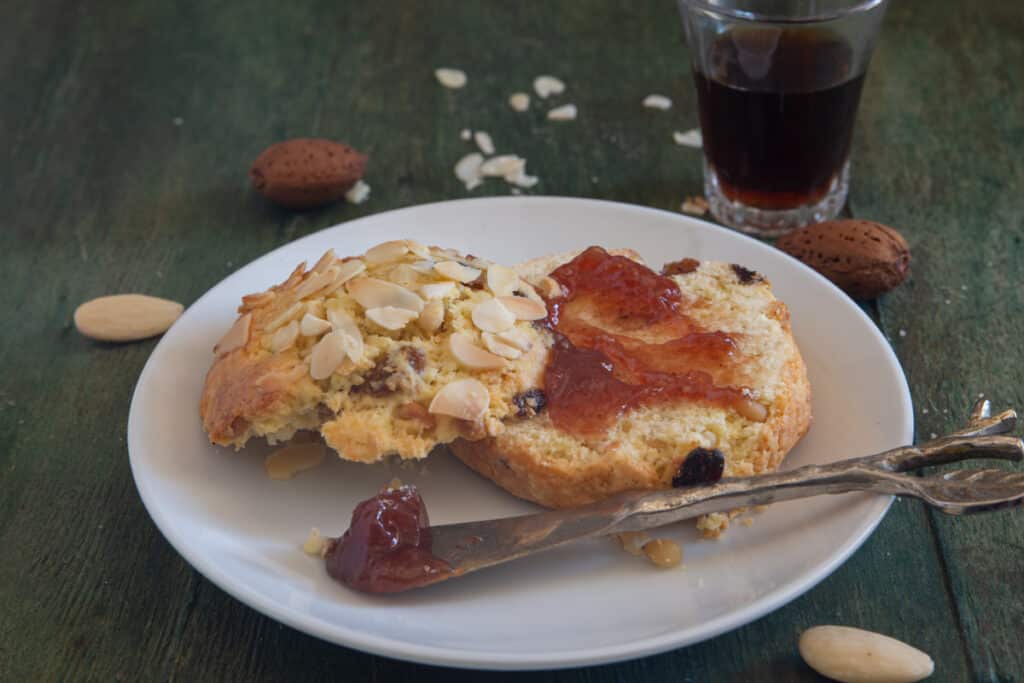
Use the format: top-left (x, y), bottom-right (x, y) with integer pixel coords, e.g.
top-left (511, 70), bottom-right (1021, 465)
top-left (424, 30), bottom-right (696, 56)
top-left (3, 1), bottom-right (1022, 680)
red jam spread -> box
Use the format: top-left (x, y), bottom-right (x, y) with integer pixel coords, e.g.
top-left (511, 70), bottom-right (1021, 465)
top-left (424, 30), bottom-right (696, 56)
top-left (543, 246), bottom-right (759, 437)
top-left (325, 485), bottom-right (452, 593)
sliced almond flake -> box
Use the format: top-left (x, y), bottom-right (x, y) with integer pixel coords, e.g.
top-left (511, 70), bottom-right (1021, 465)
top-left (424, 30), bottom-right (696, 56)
top-left (409, 259), bottom-right (436, 275)
top-left (334, 259), bottom-right (366, 286)
top-left (300, 313), bottom-right (332, 337)
top-left (364, 240), bottom-right (410, 265)
top-left (673, 128), bottom-right (703, 148)
top-left (325, 309), bottom-right (364, 362)
top-left (417, 298), bottom-right (445, 333)
top-left (292, 265), bottom-right (339, 300)
top-left (642, 94), bottom-right (673, 110)
top-left (507, 169), bottom-right (539, 188)
top-left (537, 276), bottom-right (563, 299)
top-left (547, 104), bottom-right (577, 121)
top-left (449, 332), bottom-right (508, 371)
top-left (471, 297), bottom-right (516, 333)
top-left (486, 264), bottom-right (520, 297)
top-left (474, 131), bottom-right (495, 155)
top-left (311, 249), bottom-right (336, 274)
top-left (498, 295), bottom-right (547, 320)
top-left (345, 180), bottom-right (371, 205)
top-left (420, 281), bottom-right (457, 299)
top-left (387, 263), bottom-right (425, 288)
top-left (265, 443), bottom-right (325, 480)
top-left (365, 306), bottom-right (419, 331)
top-left (347, 277), bottom-right (424, 312)
top-left (434, 261), bottom-right (481, 283)
top-left (508, 92), bottom-right (530, 111)
top-left (495, 327), bottom-right (533, 352)
top-left (309, 331), bottom-right (349, 380)
top-left (480, 155), bottom-right (525, 178)
top-left (515, 280), bottom-right (545, 304)
top-left (269, 320), bottom-right (300, 352)
top-left (405, 240), bottom-right (432, 259)
top-left (455, 152), bottom-right (485, 190)
top-left (435, 67), bottom-right (467, 89)
top-left (428, 378), bottom-right (490, 422)
top-left (482, 332), bottom-right (522, 359)
top-left (265, 302), bottom-right (305, 332)
top-left (533, 75), bottom-right (565, 99)
top-left (214, 313), bottom-right (252, 356)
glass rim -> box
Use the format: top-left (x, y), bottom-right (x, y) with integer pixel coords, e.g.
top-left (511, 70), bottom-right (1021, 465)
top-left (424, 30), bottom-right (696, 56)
top-left (679, 0), bottom-right (886, 23)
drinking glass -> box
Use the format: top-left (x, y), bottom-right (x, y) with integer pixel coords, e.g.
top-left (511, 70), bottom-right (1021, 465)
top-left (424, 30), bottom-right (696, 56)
top-left (678, 0), bottom-right (889, 236)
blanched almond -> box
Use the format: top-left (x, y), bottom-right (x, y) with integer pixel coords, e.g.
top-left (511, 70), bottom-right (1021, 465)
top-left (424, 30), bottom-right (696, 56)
top-left (265, 443), bottom-right (325, 480)
top-left (495, 327), bottom-right (533, 352)
top-left (310, 330), bottom-right (350, 379)
top-left (420, 282), bottom-right (457, 299)
top-left (74, 294), bottom-right (184, 342)
top-left (434, 261), bottom-right (481, 283)
top-left (366, 306), bottom-right (418, 331)
top-left (428, 378), bottom-right (490, 421)
top-left (269, 320), bottom-right (299, 352)
top-left (265, 302), bottom-right (305, 332)
top-left (417, 298), bottom-right (445, 333)
top-left (449, 332), bottom-right (507, 370)
top-left (486, 264), bottom-right (520, 297)
top-left (471, 297), bottom-right (516, 333)
top-left (300, 313), bottom-right (332, 337)
top-left (214, 313), bottom-right (252, 356)
top-left (799, 626), bottom-right (934, 683)
top-left (482, 332), bottom-right (522, 359)
top-left (364, 240), bottom-right (410, 264)
top-left (347, 277), bottom-right (424, 312)
top-left (498, 295), bottom-right (547, 320)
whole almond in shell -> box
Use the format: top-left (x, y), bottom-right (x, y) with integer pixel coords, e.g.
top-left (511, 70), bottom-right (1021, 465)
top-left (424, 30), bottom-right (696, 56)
top-left (250, 138), bottom-right (367, 209)
top-left (775, 220), bottom-right (910, 300)
top-left (74, 294), bottom-right (184, 342)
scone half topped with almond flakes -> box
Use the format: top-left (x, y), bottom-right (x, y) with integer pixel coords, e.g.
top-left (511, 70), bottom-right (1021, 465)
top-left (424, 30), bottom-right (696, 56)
top-left (200, 240), bottom-right (550, 462)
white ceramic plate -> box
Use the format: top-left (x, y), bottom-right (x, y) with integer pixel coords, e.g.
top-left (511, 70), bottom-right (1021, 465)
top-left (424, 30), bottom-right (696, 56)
top-left (128, 197), bottom-right (912, 670)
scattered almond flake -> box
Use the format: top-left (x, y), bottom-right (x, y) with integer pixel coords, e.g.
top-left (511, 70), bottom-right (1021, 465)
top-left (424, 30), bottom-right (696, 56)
top-left (547, 104), bottom-right (577, 121)
top-left (269, 320), bottom-right (300, 352)
top-left (471, 297), bottom-right (516, 333)
top-left (486, 265), bottom-right (519, 297)
top-left (448, 332), bottom-right (508, 371)
top-left (460, 128), bottom-right (472, 140)
top-left (311, 249), bottom-right (336, 274)
top-left (265, 443), bottom-right (325, 480)
top-left (309, 331), bottom-right (349, 379)
top-left (215, 313), bottom-right (252, 356)
top-left (498, 295), bottom-right (546, 321)
top-left (417, 298), bottom-right (445, 333)
top-left (303, 528), bottom-right (328, 556)
top-left (642, 94), bottom-right (672, 110)
top-left (507, 169), bottom-right (539, 188)
top-left (364, 240), bottom-right (409, 265)
top-left (681, 196), bottom-right (710, 216)
top-left (387, 263), bottom-right (425, 288)
top-left (474, 131), bottom-right (495, 155)
top-left (347, 277), bottom-right (424, 312)
top-left (365, 306), bottom-right (419, 331)
top-left (434, 261), bottom-right (481, 283)
top-left (300, 313), bottom-right (332, 337)
top-left (673, 128), bottom-right (703, 148)
top-left (898, 329), bottom-right (907, 337)
top-left (434, 67), bottom-right (467, 89)
top-left (495, 328), bottom-right (532, 353)
top-left (344, 179), bottom-right (370, 204)
top-left (616, 531), bottom-right (649, 556)
top-left (265, 302), bottom-right (305, 332)
top-left (420, 281), bottom-right (457, 299)
top-left (508, 92), bottom-right (530, 111)
top-left (429, 377), bottom-right (491, 421)
top-left (480, 154), bottom-right (524, 178)
top-left (533, 75), bottom-right (565, 99)
top-left (482, 332), bottom-right (522, 359)
top-left (454, 152), bottom-right (484, 190)
top-left (409, 259), bottom-right (436, 275)
top-left (406, 240), bottom-right (430, 259)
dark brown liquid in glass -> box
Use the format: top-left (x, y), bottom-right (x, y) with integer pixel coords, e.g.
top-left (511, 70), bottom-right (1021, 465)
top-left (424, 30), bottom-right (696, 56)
top-left (694, 27), bottom-right (865, 210)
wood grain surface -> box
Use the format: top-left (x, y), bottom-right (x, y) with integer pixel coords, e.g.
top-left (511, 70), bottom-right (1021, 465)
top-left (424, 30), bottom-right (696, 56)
top-left (1, 1), bottom-right (1021, 680)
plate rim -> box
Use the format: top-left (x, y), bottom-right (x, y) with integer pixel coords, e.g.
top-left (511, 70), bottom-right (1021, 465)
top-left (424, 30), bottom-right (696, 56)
top-left (128, 196), bottom-right (913, 670)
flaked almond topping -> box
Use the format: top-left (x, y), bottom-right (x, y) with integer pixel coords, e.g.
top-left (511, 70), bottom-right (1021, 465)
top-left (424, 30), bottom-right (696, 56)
top-left (311, 249), bottom-right (336, 274)
top-left (533, 75), bottom-right (565, 98)
top-left (498, 295), bottom-right (547, 321)
top-left (486, 264), bottom-right (520, 297)
top-left (495, 327), bottom-right (533, 352)
top-left (406, 240), bottom-right (432, 259)
top-left (673, 128), bottom-right (703, 148)
top-left (334, 258), bottom-right (367, 285)
top-left (434, 261), bottom-right (481, 283)
top-left (387, 263), bottom-right (426, 288)
top-left (434, 67), bottom-right (467, 89)
top-left (365, 306), bottom-right (419, 331)
top-left (325, 309), bottom-right (364, 361)
top-left (471, 297), bottom-right (516, 333)
top-left (364, 240), bottom-right (410, 265)
top-left (345, 180), bottom-right (370, 205)
top-left (428, 378), bottom-right (491, 421)
top-left (264, 302), bottom-right (305, 332)
top-left (269, 320), bottom-right (300, 352)
top-left (310, 330), bottom-right (350, 379)
top-left (300, 313), bottom-right (332, 337)
top-left (265, 443), bottom-right (326, 480)
top-left (547, 104), bottom-right (577, 121)
top-left (474, 131), bottom-right (495, 155)
top-left (409, 259), bottom-right (436, 274)
top-left (537, 276), bottom-right (563, 298)
top-left (480, 155), bottom-right (524, 178)
top-left (214, 312), bottom-right (252, 356)
top-left (449, 332), bottom-right (508, 370)
top-left (292, 264), bottom-right (339, 300)
top-left (347, 277), bottom-right (424, 313)
top-left (482, 332), bottom-right (522, 359)
top-left (516, 280), bottom-right (545, 304)
top-left (420, 281), bottom-right (457, 299)
top-left (455, 152), bottom-right (484, 190)
top-left (642, 94), bottom-right (672, 110)
top-left (417, 298), bottom-right (445, 333)
top-left (508, 92), bottom-right (530, 111)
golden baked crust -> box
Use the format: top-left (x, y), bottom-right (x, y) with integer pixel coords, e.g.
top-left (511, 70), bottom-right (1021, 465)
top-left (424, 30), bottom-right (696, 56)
top-left (449, 251), bottom-right (812, 534)
top-left (200, 241), bottom-right (549, 461)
